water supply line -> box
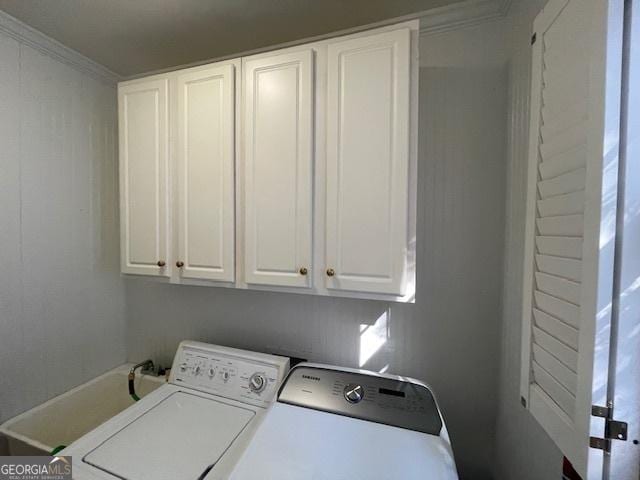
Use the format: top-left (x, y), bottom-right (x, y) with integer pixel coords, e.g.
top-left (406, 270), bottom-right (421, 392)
top-left (128, 359), bottom-right (154, 402)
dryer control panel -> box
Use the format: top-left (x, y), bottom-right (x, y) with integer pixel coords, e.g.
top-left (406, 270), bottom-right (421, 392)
top-left (169, 341), bottom-right (290, 408)
top-left (277, 365), bottom-right (443, 435)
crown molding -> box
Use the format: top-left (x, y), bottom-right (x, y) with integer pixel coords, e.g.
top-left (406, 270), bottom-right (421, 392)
top-left (0, 10), bottom-right (121, 84)
top-left (419, 0), bottom-right (513, 36)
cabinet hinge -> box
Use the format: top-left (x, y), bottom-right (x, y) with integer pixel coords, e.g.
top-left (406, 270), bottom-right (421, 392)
top-left (589, 404), bottom-right (628, 452)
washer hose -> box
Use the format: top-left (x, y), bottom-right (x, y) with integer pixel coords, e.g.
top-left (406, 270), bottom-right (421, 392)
top-left (51, 445), bottom-right (66, 455)
top-left (128, 359), bottom-right (154, 402)
top-left (128, 372), bottom-right (141, 402)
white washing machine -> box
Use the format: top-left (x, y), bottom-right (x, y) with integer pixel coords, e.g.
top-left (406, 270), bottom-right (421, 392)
top-left (63, 341), bottom-right (290, 480)
top-left (226, 363), bottom-right (459, 480)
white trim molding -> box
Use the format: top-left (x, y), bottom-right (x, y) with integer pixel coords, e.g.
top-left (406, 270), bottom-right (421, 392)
top-left (0, 9), bottom-right (120, 84)
top-left (419, 0), bottom-right (513, 35)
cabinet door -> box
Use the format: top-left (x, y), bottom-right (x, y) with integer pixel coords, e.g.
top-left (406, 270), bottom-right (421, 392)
top-left (176, 64), bottom-right (235, 282)
top-left (243, 50), bottom-right (313, 287)
top-left (325, 29), bottom-right (411, 295)
top-left (119, 78), bottom-right (170, 276)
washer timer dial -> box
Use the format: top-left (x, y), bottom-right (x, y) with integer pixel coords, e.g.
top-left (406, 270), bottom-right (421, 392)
top-left (248, 373), bottom-right (267, 393)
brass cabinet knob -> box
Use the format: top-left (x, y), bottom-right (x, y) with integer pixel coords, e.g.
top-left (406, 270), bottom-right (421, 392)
top-left (326, 268), bottom-right (335, 277)
top-left (176, 261), bottom-right (184, 268)
top-left (157, 260), bottom-right (166, 267)
top-left (299, 267), bottom-right (308, 275)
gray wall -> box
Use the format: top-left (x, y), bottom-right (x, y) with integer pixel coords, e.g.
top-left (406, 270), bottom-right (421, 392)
top-left (125, 25), bottom-right (508, 479)
top-left (0, 31), bottom-right (126, 425)
top-left (493, 1), bottom-right (564, 479)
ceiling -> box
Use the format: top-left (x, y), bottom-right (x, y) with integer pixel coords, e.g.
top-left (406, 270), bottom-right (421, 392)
top-left (0, 0), bottom-right (461, 77)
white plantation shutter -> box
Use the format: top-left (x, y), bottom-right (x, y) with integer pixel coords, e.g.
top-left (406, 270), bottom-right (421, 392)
top-left (520, 0), bottom-right (623, 477)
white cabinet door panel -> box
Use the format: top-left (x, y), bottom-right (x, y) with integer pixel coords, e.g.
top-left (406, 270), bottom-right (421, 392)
top-left (119, 79), bottom-right (170, 276)
top-left (177, 64), bottom-right (235, 282)
top-left (243, 50), bottom-right (313, 287)
top-left (325, 29), bottom-right (410, 295)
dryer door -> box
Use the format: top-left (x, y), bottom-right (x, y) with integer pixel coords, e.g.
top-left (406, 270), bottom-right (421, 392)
top-left (84, 391), bottom-right (254, 480)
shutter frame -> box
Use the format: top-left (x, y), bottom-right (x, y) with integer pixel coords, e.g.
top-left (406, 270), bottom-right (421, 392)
top-left (519, 0), bottom-right (623, 477)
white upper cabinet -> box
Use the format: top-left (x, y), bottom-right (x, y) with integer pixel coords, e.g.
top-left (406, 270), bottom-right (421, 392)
top-left (242, 50), bottom-right (314, 288)
top-left (117, 21), bottom-right (417, 300)
top-left (176, 64), bottom-right (236, 282)
top-left (119, 78), bottom-right (170, 277)
top-left (325, 28), bottom-right (411, 296)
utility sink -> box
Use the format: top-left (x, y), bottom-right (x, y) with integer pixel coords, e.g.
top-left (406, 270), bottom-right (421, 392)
top-left (0, 364), bottom-right (164, 455)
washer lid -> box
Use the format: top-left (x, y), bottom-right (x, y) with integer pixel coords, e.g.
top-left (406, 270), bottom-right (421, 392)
top-left (84, 391), bottom-right (254, 480)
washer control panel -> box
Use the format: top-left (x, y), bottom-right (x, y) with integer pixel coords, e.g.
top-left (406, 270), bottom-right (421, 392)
top-left (278, 365), bottom-right (443, 435)
top-left (169, 341), bottom-right (290, 408)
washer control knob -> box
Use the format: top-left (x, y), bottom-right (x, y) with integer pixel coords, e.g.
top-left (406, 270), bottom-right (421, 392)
top-left (208, 368), bottom-right (216, 378)
top-left (194, 365), bottom-right (201, 375)
top-left (179, 362), bottom-right (188, 372)
top-left (222, 371), bottom-right (230, 381)
top-left (248, 373), bottom-right (266, 393)
top-left (344, 384), bottom-right (364, 404)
